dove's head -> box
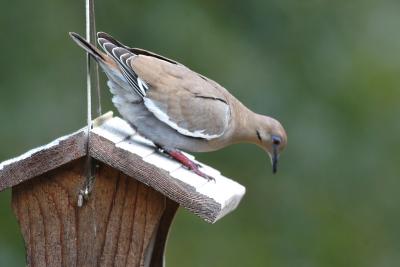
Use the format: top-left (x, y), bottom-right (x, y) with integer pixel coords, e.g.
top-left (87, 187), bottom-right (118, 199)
top-left (254, 115), bottom-right (287, 173)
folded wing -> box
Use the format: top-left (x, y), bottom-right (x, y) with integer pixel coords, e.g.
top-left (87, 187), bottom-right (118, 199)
top-left (98, 33), bottom-right (231, 140)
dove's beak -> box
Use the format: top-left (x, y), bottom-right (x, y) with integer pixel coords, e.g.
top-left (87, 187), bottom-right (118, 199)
top-left (272, 143), bottom-right (279, 174)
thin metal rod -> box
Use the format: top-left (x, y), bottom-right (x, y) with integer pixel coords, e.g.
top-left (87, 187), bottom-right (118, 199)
top-left (85, 0), bottom-right (93, 170)
top-left (87, 0), bottom-right (102, 116)
top-left (78, 0), bottom-right (98, 207)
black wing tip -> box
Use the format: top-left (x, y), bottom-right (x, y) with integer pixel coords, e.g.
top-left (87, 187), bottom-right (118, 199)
top-left (69, 32), bottom-right (104, 60)
top-left (97, 32), bottom-right (109, 39)
top-left (69, 32), bottom-right (83, 41)
top-left (71, 31), bottom-right (114, 44)
top-left (97, 32), bottom-right (123, 46)
top-left (69, 32), bottom-right (90, 46)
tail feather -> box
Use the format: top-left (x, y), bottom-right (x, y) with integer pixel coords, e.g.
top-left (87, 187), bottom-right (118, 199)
top-left (69, 32), bottom-right (105, 61)
top-left (97, 32), bottom-right (128, 49)
top-left (97, 31), bottom-right (177, 65)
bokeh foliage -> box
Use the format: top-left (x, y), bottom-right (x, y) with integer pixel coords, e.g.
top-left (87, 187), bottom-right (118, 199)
top-left (1, 0), bottom-right (400, 266)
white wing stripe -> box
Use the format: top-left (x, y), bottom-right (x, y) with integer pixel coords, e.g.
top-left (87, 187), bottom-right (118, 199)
top-left (144, 98), bottom-right (222, 140)
top-left (138, 78), bottom-right (149, 96)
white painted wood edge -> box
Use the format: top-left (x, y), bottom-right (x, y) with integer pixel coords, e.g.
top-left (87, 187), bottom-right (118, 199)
top-left (0, 128), bottom-right (85, 172)
top-left (0, 112), bottom-right (114, 173)
top-left (91, 116), bottom-right (246, 223)
top-left (0, 113), bottom-right (246, 222)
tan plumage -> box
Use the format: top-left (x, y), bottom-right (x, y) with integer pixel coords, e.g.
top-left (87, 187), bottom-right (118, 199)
top-left (132, 55), bottom-right (231, 139)
top-left (70, 32), bottom-right (287, 175)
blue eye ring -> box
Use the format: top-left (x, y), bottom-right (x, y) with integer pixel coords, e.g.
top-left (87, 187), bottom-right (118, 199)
top-left (272, 135), bottom-right (281, 146)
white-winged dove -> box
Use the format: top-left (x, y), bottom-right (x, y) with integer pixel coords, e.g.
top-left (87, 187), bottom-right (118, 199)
top-left (70, 32), bottom-right (287, 179)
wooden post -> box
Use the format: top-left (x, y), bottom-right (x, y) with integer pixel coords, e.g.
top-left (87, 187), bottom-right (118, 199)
top-left (11, 158), bottom-right (178, 267)
top-left (0, 113), bottom-right (246, 267)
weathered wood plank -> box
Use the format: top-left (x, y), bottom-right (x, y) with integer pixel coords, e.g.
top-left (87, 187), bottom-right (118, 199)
top-left (0, 111), bottom-right (114, 192)
top-left (12, 158), bottom-right (167, 267)
top-left (0, 129), bottom-right (86, 191)
top-left (1, 114), bottom-right (246, 223)
top-left (149, 199), bottom-right (179, 267)
top-left (90, 117), bottom-right (246, 223)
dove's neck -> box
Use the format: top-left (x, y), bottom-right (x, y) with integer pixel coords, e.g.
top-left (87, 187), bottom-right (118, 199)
top-left (230, 101), bottom-right (267, 145)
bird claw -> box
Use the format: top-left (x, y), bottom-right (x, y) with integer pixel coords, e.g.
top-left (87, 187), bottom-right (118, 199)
top-left (178, 159), bottom-right (215, 182)
top-left (195, 162), bottom-right (203, 169)
top-left (192, 167), bottom-right (216, 182)
top-left (160, 148), bottom-right (215, 182)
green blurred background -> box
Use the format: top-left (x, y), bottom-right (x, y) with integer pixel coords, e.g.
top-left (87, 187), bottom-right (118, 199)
top-left (1, 0), bottom-right (399, 266)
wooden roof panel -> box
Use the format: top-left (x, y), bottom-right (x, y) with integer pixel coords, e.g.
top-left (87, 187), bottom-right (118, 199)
top-left (0, 113), bottom-right (246, 223)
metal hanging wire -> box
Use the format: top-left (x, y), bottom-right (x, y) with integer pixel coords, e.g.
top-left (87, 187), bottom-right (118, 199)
top-left (86, 0), bottom-right (102, 117)
top-left (78, 0), bottom-right (101, 207)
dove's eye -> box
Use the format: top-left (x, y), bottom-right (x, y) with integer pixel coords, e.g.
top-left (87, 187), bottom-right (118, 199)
top-left (272, 135), bottom-right (281, 146)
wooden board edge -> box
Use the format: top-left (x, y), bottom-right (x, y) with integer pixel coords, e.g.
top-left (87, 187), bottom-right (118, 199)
top-left (0, 129), bottom-right (86, 191)
top-left (89, 132), bottom-right (225, 223)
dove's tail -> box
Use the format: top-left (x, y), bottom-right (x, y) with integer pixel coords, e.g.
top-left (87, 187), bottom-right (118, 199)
top-left (69, 32), bottom-right (106, 62)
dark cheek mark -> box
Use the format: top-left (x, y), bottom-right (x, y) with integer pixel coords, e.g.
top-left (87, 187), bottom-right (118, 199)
top-left (256, 130), bottom-right (262, 141)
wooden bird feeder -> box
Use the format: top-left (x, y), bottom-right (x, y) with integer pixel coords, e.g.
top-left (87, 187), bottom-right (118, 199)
top-left (0, 112), bottom-right (245, 266)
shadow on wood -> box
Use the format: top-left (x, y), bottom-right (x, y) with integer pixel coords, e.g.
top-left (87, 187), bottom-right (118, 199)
top-left (11, 158), bottom-right (178, 267)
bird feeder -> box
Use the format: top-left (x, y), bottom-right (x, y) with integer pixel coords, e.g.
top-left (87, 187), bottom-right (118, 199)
top-left (0, 112), bottom-right (245, 266)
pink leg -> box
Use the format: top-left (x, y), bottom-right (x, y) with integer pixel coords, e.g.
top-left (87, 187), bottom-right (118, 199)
top-left (161, 148), bottom-right (214, 182)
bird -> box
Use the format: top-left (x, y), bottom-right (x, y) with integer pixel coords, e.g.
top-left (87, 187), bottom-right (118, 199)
top-left (70, 32), bottom-right (287, 180)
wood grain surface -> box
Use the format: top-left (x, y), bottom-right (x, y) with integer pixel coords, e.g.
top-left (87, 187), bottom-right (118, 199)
top-left (1, 114), bottom-right (245, 224)
top-left (11, 158), bottom-right (174, 267)
top-left (0, 129), bottom-right (86, 191)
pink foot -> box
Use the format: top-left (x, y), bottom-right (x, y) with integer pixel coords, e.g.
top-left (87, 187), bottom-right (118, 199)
top-left (161, 148), bottom-right (215, 182)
